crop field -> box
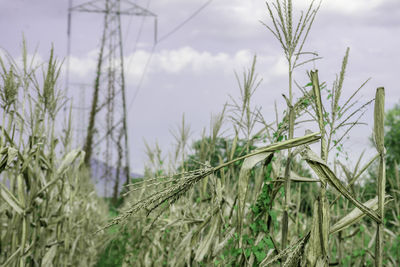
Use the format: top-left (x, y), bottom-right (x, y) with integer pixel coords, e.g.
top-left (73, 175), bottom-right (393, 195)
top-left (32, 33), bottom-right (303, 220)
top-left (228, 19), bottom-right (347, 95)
top-left (0, 0), bottom-right (399, 266)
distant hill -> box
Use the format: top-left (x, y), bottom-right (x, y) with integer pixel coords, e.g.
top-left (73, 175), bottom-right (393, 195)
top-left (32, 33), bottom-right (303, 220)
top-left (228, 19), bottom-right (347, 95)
top-left (90, 158), bottom-right (142, 197)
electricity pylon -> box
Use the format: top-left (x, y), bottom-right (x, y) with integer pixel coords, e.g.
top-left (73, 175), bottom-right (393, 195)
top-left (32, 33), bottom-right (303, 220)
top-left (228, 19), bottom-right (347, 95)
top-left (67, 0), bottom-right (157, 198)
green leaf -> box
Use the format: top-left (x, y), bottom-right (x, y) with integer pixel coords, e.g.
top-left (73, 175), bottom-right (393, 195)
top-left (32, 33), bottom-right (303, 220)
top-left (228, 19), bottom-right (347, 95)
top-left (305, 82), bottom-right (313, 87)
top-left (254, 251), bottom-right (266, 262)
top-left (270, 210), bottom-right (277, 222)
top-left (266, 237), bottom-right (274, 249)
top-left (250, 223), bottom-right (257, 232)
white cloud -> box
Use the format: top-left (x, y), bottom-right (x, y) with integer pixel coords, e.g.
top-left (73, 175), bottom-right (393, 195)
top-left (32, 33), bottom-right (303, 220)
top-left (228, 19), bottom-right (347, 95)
top-left (68, 47), bottom-right (254, 78)
top-left (66, 46), bottom-right (291, 89)
top-left (125, 50), bottom-right (152, 76)
top-left (67, 50), bottom-right (98, 78)
top-left (151, 47), bottom-right (256, 75)
top-left (271, 55), bottom-right (288, 77)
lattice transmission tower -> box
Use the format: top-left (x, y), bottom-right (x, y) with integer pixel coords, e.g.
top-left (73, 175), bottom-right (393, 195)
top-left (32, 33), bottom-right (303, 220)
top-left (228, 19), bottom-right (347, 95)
top-left (66, 0), bottom-right (157, 198)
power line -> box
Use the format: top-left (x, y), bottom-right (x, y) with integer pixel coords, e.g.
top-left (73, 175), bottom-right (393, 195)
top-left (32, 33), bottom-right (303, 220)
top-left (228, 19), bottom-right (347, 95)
top-left (128, 44), bottom-right (156, 111)
top-left (157, 0), bottom-right (213, 43)
top-left (125, 0), bottom-right (152, 73)
top-left (127, 0), bottom-right (214, 110)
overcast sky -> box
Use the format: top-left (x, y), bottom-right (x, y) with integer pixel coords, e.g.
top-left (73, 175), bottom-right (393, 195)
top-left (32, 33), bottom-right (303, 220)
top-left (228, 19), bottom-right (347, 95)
top-left (1, 0), bottom-right (399, 175)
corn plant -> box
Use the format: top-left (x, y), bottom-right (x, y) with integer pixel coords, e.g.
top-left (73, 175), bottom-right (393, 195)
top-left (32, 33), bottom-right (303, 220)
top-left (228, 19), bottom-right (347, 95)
top-left (0, 42), bottom-right (109, 266)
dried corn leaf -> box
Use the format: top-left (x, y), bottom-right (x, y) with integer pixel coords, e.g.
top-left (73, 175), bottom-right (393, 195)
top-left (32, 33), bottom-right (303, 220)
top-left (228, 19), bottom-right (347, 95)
top-left (1, 247), bottom-right (21, 267)
top-left (230, 134), bottom-right (238, 161)
top-left (17, 174), bottom-right (25, 208)
top-left (374, 87), bottom-right (386, 267)
top-left (69, 235), bottom-right (81, 260)
top-left (331, 154), bottom-right (379, 206)
top-left (57, 149), bottom-right (83, 175)
top-left (191, 207), bottom-right (219, 245)
top-left (260, 233), bottom-right (310, 267)
top-left (6, 147), bottom-right (18, 167)
top-left (213, 227), bottom-right (236, 256)
top-left (238, 152), bottom-right (273, 241)
top-left (330, 197), bottom-right (378, 235)
top-left (374, 87), bottom-right (385, 154)
top-left (300, 146), bottom-right (381, 223)
top-left (0, 182), bottom-right (23, 215)
top-left (195, 214), bottom-right (220, 262)
top-left (302, 196), bottom-right (329, 267)
top-left (276, 171), bottom-right (320, 183)
top-left (257, 131), bottom-right (321, 154)
top-left (310, 70), bottom-right (327, 161)
top-left (216, 132), bottom-right (321, 172)
top-left (283, 234), bottom-right (309, 267)
top-left (170, 230), bottom-right (193, 266)
top-left (42, 245), bottom-right (57, 267)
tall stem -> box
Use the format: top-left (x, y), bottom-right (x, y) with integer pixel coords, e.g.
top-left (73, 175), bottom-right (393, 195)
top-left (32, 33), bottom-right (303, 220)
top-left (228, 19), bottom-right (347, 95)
top-left (282, 61), bottom-right (294, 250)
top-left (374, 87), bottom-right (385, 267)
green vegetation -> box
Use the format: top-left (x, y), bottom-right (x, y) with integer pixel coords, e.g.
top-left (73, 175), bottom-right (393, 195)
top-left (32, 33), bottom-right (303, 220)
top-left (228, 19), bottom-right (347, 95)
top-left (384, 103), bottom-right (400, 166)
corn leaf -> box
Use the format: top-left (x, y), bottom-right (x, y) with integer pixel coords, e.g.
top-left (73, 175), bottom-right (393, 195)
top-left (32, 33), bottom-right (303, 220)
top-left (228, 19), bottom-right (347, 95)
top-left (311, 70), bottom-right (327, 161)
top-left (42, 245), bottom-right (57, 267)
top-left (303, 196), bottom-right (330, 266)
top-left (238, 152), bottom-right (273, 241)
top-left (7, 147), bottom-right (18, 167)
top-left (300, 146), bottom-right (381, 223)
top-left (194, 214), bottom-right (220, 262)
top-left (57, 149), bottom-right (83, 175)
top-left (0, 182), bottom-right (23, 215)
top-left (330, 197), bottom-right (378, 235)
top-left (374, 87), bottom-right (385, 154)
